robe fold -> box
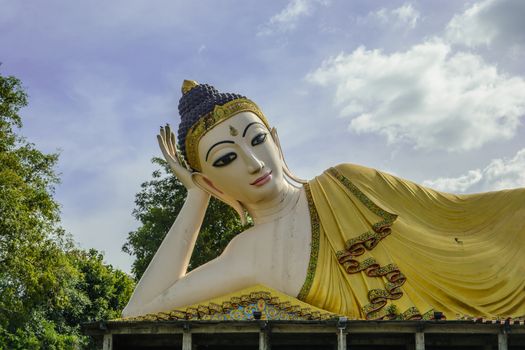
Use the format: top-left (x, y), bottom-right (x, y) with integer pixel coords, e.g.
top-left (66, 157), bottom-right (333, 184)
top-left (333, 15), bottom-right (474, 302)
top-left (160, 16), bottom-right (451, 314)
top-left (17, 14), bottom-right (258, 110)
top-left (298, 163), bottom-right (525, 320)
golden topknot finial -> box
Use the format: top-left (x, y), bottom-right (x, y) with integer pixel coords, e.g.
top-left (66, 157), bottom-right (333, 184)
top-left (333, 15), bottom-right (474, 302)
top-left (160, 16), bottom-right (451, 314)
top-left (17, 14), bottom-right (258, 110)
top-left (182, 80), bottom-right (199, 95)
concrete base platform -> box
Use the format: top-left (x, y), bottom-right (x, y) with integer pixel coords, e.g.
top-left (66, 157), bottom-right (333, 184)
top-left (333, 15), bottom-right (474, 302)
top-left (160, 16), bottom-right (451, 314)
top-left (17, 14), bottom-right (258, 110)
top-left (83, 319), bottom-right (525, 350)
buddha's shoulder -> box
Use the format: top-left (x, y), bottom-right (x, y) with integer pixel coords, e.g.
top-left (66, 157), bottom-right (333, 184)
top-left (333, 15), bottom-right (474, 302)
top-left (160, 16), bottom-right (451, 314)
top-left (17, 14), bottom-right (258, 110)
top-left (322, 163), bottom-right (384, 181)
top-left (224, 223), bottom-right (269, 253)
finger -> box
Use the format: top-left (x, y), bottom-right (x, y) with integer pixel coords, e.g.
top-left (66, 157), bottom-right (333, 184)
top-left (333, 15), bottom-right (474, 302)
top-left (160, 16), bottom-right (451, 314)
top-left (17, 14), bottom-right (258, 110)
top-left (166, 125), bottom-right (176, 157)
top-left (158, 128), bottom-right (171, 154)
top-left (159, 131), bottom-right (183, 168)
top-left (170, 131), bottom-right (177, 157)
top-left (158, 134), bottom-right (180, 167)
top-left (170, 133), bottom-right (189, 170)
top-left (161, 126), bottom-right (176, 159)
top-left (159, 126), bottom-right (166, 143)
top-left (157, 134), bottom-right (170, 160)
top-left (165, 123), bottom-right (173, 144)
top-left (164, 124), bottom-right (174, 153)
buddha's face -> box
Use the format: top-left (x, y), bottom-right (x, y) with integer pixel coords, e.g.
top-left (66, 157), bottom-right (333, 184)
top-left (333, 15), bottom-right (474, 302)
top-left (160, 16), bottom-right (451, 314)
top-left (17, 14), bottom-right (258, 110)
top-left (197, 112), bottom-right (285, 205)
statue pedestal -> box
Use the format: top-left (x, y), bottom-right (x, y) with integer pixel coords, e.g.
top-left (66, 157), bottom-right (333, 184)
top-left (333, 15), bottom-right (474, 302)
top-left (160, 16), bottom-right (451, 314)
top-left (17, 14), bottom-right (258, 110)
top-left (83, 286), bottom-right (525, 349)
top-left (83, 319), bottom-right (525, 350)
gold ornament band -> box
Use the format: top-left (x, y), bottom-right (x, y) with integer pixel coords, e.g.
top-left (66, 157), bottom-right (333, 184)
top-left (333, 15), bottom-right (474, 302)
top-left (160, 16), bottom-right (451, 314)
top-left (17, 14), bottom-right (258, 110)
top-left (185, 98), bottom-right (271, 171)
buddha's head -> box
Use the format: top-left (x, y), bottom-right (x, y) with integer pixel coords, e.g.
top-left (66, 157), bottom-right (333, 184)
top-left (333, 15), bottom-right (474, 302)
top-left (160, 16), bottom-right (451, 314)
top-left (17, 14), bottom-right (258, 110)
top-left (177, 80), bottom-right (302, 222)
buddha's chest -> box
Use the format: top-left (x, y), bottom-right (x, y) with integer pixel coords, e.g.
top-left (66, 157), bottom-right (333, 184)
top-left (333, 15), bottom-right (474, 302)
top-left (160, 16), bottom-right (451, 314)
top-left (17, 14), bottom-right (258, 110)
top-left (253, 192), bottom-right (312, 295)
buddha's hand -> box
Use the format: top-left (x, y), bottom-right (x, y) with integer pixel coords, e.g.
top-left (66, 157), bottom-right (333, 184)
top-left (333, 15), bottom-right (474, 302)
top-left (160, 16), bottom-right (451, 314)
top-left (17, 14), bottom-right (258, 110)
top-left (157, 124), bottom-right (196, 191)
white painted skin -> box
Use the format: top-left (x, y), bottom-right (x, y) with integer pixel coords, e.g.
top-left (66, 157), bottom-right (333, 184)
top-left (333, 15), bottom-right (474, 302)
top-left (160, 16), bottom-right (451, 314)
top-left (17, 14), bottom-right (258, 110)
top-left (122, 112), bottom-right (311, 317)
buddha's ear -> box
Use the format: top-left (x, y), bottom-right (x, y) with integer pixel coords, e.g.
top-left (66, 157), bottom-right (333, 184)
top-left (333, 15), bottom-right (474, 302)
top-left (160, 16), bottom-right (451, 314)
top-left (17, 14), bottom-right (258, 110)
top-left (270, 128), bottom-right (307, 184)
top-left (191, 172), bottom-right (247, 225)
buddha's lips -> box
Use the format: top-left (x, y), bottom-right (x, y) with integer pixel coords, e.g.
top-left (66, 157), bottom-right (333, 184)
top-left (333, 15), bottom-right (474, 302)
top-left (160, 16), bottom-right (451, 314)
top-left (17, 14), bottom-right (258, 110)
top-left (251, 170), bottom-right (272, 186)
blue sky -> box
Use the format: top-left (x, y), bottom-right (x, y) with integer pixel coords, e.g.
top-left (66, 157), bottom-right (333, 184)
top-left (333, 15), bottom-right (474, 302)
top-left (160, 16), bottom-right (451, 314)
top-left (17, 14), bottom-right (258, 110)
top-left (1, 0), bottom-right (524, 273)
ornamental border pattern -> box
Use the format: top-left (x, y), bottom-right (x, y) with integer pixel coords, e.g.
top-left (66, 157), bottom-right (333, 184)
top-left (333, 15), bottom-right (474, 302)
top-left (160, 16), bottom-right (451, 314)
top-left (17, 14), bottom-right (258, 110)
top-left (326, 167), bottom-right (425, 320)
top-left (184, 98), bottom-right (270, 171)
top-left (297, 183), bottom-right (321, 301)
top-left (327, 167), bottom-right (398, 236)
top-left (121, 290), bottom-right (336, 322)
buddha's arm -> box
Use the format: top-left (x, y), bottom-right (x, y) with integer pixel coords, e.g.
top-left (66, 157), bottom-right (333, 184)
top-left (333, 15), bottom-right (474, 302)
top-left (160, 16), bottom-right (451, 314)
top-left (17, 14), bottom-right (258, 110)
top-left (122, 189), bottom-right (210, 317)
top-left (123, 231), bottom-right (256, 317)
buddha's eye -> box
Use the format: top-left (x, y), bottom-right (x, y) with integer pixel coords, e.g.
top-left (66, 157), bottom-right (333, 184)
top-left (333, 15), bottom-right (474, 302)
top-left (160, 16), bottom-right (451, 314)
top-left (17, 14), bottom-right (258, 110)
top-left (251, 133), bottom-right (267, 146)
top-left (212, 152), bottom-right (237, 167)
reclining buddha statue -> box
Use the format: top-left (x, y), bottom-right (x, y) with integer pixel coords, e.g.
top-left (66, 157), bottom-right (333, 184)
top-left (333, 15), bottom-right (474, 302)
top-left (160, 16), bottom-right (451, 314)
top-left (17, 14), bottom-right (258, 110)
top-left (122, 80), bottom-right (525, 321)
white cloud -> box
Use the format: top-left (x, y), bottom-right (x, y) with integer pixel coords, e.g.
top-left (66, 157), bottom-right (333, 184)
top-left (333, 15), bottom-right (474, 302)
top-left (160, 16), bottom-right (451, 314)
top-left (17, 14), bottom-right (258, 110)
top-left (423, 170), bottom-right (483, 192)
top-left (446, 0), bottom-right (525, 49)
top-left (307, 40), bottom-right (525, 151)
top-left (423, 148), bottom-right (525, 192)
top-left (258, 0), bottom-right (328, 36)
top-left (370, 3), bottom-right (420, 29)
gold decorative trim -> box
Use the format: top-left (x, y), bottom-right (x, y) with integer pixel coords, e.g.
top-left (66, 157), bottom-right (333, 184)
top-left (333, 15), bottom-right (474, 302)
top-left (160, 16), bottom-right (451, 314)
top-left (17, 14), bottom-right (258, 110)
top-left (364, 304), bottom-right (398, 320)
top-left (362, 304), bottom-right (434, 321)
top-left (185, 98), bottom-right (271, 171)
top-left (360, 269), bottom-right (408, 320)
top-left (422, 309), bottom-right (439, 320)
top-left (122, 289), bottom-right (336, 322)
top-left (336, 255), bottom-right (378, 274)
top-left (399, 307), bottom-right (438, 321)
top-left (401, 307), bottom-right (421, 320)
top-left (345, 229), bottom-right (392, 255)
top-left (368, 288), bottom-right (402, 303)
top-left (297, 183), bottom-right (321, 301)
top-left (327, 167), bottom-right (397, 235)
top-left (327, 168), bottom-right (413, 321)
top-left (337, 253), bottom-right (406, 283)
top-left (397, 307), bottom-right (436, 320)
top-left (454, 314), bottom-right (525, 323)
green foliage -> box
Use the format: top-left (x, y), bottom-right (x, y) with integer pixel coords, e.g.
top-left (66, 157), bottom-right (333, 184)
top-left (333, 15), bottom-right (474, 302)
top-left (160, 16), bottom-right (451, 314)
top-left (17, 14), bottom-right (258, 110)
top-left (66, 249), bottom-right (134, 323)
top-left (0, 71), bottom-right (134, 349)
top-left (123, 158), bottom-right (247, 280)
top-left (0, 74), bottom-right (26, 149)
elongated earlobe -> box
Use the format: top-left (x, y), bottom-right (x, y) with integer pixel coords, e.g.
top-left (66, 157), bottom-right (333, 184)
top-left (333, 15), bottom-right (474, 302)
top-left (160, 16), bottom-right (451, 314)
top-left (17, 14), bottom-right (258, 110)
top-left (191, 172), bottom-right (248, 225)
top-left (270, 128), bottom-right (307, 184)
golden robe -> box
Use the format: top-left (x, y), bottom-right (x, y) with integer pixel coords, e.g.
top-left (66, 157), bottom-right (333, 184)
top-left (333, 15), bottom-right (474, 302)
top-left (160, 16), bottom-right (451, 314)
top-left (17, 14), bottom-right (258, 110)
top-left (297, 163), bottom-right (525, 320)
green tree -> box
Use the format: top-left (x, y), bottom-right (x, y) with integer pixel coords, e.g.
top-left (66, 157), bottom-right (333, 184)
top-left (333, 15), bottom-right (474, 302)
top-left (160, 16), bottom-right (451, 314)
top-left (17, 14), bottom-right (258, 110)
top-left (65, 248), bottom-right (134, 323)
top-left (123, 158), bottom-right (247, 280)
top-left (0, 71), bottom-right (134, 349)
top-left (0, 71), bottom-right (68, 347)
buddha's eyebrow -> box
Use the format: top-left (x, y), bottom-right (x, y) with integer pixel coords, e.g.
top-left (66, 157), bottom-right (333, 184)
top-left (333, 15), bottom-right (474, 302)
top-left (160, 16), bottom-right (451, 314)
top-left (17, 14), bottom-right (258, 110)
top-left (242, 122), bottom-right (264, 137)
top-left (206, 140), bottom-right (234, 161)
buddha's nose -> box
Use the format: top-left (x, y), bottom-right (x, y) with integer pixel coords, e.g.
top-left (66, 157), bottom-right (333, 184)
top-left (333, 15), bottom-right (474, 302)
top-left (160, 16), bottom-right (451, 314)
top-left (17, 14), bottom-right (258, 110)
top-left (243, 149), bottom-right (265, 174)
